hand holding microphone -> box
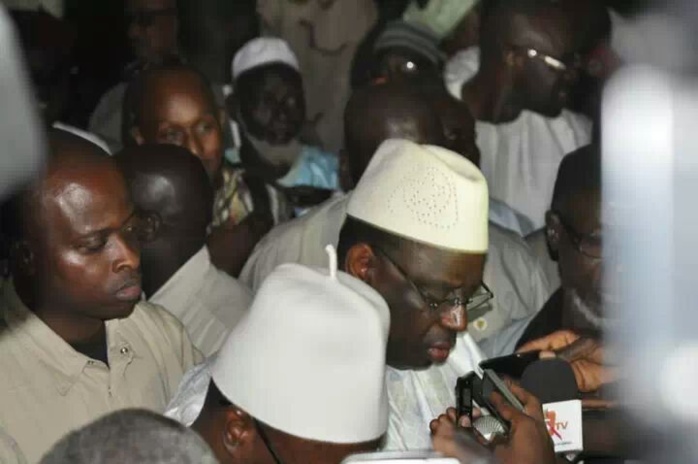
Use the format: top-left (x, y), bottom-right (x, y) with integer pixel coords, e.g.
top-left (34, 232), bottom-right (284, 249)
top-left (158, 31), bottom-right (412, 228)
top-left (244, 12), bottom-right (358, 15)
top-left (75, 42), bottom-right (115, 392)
top-left (517, 330), bottom-right (617, 394)
top-left (430, 383), bottom-right (556, 464)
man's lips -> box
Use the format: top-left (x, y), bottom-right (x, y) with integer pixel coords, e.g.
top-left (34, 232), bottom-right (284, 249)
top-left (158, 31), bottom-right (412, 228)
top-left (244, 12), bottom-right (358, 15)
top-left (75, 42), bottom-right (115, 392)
top-left (115, 277), bottom-right (142, 302)
top-left (427, 341), bottom-right (455, 363)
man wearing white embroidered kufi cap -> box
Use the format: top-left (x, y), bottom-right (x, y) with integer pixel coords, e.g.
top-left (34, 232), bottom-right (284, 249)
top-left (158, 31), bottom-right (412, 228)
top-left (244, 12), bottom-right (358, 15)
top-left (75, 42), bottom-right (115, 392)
top-left (191, 250), bottom-right (389, 464)
top-left (336, 139), bottom-right (489, 450)
top-left (226, 37), bottom-right (339, 204)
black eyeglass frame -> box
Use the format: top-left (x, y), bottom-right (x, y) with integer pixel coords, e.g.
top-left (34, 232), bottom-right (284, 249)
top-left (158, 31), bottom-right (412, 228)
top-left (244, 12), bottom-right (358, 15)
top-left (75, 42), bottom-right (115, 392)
top-left (372, 245), bottom-right (494, 315)
top-left (551, 211), bottom-right (602, 259)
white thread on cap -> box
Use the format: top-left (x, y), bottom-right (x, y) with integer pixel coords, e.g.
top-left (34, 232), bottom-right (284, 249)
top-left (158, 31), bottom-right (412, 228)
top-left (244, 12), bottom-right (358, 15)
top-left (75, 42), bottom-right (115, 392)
top-left (325, 245), bottom-right (338, 280)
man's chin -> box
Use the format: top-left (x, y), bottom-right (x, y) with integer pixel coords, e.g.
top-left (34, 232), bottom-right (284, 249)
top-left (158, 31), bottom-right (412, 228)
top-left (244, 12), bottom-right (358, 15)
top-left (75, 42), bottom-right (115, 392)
top-left (103, 300), bottom-right (138, 321)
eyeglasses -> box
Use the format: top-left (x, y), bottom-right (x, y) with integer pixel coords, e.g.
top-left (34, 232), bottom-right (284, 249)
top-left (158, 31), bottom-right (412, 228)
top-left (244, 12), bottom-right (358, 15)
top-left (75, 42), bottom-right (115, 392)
top-left (255, 419), bottom-right (285, 464)
top-left (126, 8), bottom-right (177, 28)
top-left (553, 212), bottom-right (602, 259)
top-left (373, 246), bottom-right (493, 315)
top-left (511, 45), bottom-right (581, 73)
top-left (112, 210), bottom-right (160, 246)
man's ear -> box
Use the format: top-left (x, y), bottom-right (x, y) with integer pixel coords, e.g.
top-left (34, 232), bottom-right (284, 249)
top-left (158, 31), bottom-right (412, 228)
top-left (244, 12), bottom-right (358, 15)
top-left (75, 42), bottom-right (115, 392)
top-left (10, 241), bottom-right (35, 276)
top-left (545, 210), bottom-right (561, 261)
top-left (221, 407), bottom-right (256, 457)
top-left (131, 127), bottom-right (145, 145)
top-left (344, 243), bottom-right (377, 284)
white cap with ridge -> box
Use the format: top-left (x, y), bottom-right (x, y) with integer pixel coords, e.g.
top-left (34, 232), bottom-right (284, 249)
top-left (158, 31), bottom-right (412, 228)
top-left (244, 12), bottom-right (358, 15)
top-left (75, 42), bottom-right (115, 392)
top-left (347, 139), bottom-right (489, 253)
top-left (232, 37), bottom-right (300, 81)
top-left (211, 246), bottom-right (390, 444)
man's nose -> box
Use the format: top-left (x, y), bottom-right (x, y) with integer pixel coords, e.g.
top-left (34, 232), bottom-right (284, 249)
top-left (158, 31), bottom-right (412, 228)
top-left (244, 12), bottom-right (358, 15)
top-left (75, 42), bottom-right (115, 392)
top-left (113, 234), bottom-right (141, 273)
top-left (185, 134), bottom-right (204, 159)
top-left (439, 305), bottom-right (468, 332)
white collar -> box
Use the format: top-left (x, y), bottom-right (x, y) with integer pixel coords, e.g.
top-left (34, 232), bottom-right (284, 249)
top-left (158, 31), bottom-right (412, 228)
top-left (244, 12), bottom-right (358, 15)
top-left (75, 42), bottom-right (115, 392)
top-left (150, 246), bottom-right (213, 315)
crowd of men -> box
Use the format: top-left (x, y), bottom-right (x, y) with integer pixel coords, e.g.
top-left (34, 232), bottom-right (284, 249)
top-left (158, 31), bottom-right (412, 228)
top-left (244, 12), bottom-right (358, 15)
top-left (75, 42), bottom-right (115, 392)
top-left (0, 0), bottom-right (635, 462)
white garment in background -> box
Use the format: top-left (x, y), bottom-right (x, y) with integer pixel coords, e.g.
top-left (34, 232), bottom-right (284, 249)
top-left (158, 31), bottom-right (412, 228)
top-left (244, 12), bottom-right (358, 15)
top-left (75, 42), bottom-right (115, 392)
top-left (53, 122), bottom-right (111, 155)
top-left (150, 246), bottom-right (252, 357)
top-left (526, 228), bottom-right (560, 299)
top-left (3, 0), bottom-right (63, 17)
top-left (88, 82), bottom-right (126, 154)
top-left (165, 336), bottom-right (484, 451)
top-left (444, 48), bottom-right (592, 230)
top-left (239, 194), bottom-right (549, 344)
top-left (0, 427), bottom-right (25, 464)
top-left (489, 197), bottom-right (535, 237)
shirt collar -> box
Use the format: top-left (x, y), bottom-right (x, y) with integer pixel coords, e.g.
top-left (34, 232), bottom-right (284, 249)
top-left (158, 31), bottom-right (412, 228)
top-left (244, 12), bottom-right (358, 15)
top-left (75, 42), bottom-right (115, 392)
top-left (149, 246), bottom-right (213, 318)
top-left (1, 280), bottom-right (131, 395)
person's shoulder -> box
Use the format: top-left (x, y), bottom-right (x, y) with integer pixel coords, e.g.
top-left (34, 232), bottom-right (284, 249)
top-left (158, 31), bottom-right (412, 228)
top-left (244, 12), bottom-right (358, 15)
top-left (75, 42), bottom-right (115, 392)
top-left (260, 194), bottom-right (347, 245)
top-left (488, 221), bottom-right (533, 255)
top-left (209, 267), bottom-right (253, 302)
top-left (128, 301), bottom-right (188, 338)
top-left (301, 145), bottom-right (339, 167)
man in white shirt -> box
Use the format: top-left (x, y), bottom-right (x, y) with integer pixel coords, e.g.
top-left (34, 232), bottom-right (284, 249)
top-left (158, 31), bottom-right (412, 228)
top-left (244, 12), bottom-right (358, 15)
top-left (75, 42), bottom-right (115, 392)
top-left (116, 144), bottom-right (253, 356)
top-left (446, 0), bottom-right (592, 229)
top-left (243, 82), bottom-right (549, 344)
top-left (0, 129), bottom-right (200, 462)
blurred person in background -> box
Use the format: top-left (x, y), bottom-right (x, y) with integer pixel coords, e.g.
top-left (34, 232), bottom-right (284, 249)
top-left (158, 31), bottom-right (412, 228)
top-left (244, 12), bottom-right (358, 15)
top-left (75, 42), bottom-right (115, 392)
top-left (445, 0), bottom-right (592, 230)
top-left (9, 9), bottom-right (110, 153)
top-left (41, 409), bottom-right (217, 464)
top-left (116, 144), bottom-right (253, 357)
top-left (177, 0), bottom-right (259, 87)
top-left (482, 145), bottom-right (615, 396)
top-left (227, 37), bottom-right (340, 213)
top-left (0, 130), bottom-right (200, 462)
top-left (123, 63), bottom-right (280, 277)
top-left (258, 0), bottom-right (378, 153)
top-left (89, 0), bottom-right (179, 152)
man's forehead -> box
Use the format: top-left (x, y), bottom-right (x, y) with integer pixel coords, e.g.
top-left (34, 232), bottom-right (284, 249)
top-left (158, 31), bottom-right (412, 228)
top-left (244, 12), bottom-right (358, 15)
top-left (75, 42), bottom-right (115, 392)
top-left (40, 165), bottom-right (130, 235)
top-left (148, 71), bottom-right (212, 107)
top-left (127, 0), bottom-right (175, 12)
top-left (509, 10), bottom-right (575, 54)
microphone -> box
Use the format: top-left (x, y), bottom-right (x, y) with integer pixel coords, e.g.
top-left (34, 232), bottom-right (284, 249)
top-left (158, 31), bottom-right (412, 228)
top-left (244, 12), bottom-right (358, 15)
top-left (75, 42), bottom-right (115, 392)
top-left (520, 358), bottom-right (578, 403)
top-left (521, 359), bottom-right (584, 454)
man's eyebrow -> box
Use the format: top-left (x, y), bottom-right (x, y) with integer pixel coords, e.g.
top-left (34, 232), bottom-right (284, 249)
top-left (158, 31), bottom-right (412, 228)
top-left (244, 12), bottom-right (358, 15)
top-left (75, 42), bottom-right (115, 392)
top-left (75, 210), bottom-right (137, 237)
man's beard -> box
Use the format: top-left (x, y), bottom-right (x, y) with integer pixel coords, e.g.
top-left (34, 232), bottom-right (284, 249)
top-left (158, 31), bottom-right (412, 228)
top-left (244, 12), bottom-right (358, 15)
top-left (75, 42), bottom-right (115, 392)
top-left (569, 288), bottom-right (606, 331)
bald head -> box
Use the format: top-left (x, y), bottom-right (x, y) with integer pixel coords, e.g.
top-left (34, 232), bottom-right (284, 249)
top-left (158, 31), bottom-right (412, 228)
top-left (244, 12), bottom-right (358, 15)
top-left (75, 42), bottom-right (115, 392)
top-left (115, 144), bottom-right (213, 296)
top-left (16, 129), bottom-right (114, 242)
top-left (343, 82), bottom-right (444, 186)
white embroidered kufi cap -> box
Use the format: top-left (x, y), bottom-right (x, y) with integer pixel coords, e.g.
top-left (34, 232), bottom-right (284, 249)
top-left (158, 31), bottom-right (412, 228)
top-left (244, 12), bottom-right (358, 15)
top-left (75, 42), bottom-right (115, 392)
top-left (347, 139), bottom-right (488, 253)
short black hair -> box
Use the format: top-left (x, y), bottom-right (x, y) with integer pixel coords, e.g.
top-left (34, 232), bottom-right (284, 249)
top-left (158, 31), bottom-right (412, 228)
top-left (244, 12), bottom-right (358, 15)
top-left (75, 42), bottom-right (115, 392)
top-left (337, 216), bottom-right (407, 266)
top-left (551, 143), bottom-right (602, 216)
top-left (122, 63), bottom-right (219, 146)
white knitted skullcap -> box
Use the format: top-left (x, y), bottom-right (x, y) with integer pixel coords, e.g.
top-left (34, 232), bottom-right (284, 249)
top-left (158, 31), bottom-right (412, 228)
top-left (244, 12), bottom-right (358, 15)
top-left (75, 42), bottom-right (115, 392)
top-left (232, 37), bottom-right (299, 81)
top-left (211, 251), bottom-right (390, 443)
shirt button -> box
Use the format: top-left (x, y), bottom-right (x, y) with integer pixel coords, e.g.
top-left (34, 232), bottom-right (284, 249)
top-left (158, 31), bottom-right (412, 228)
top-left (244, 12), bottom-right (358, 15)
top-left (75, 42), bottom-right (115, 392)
top-left (472, 318), bottom-right (488, 332)
top-left (120, 347), bottom-right (129, 355)
top-left (87, 360), bottom-right (95, 365)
